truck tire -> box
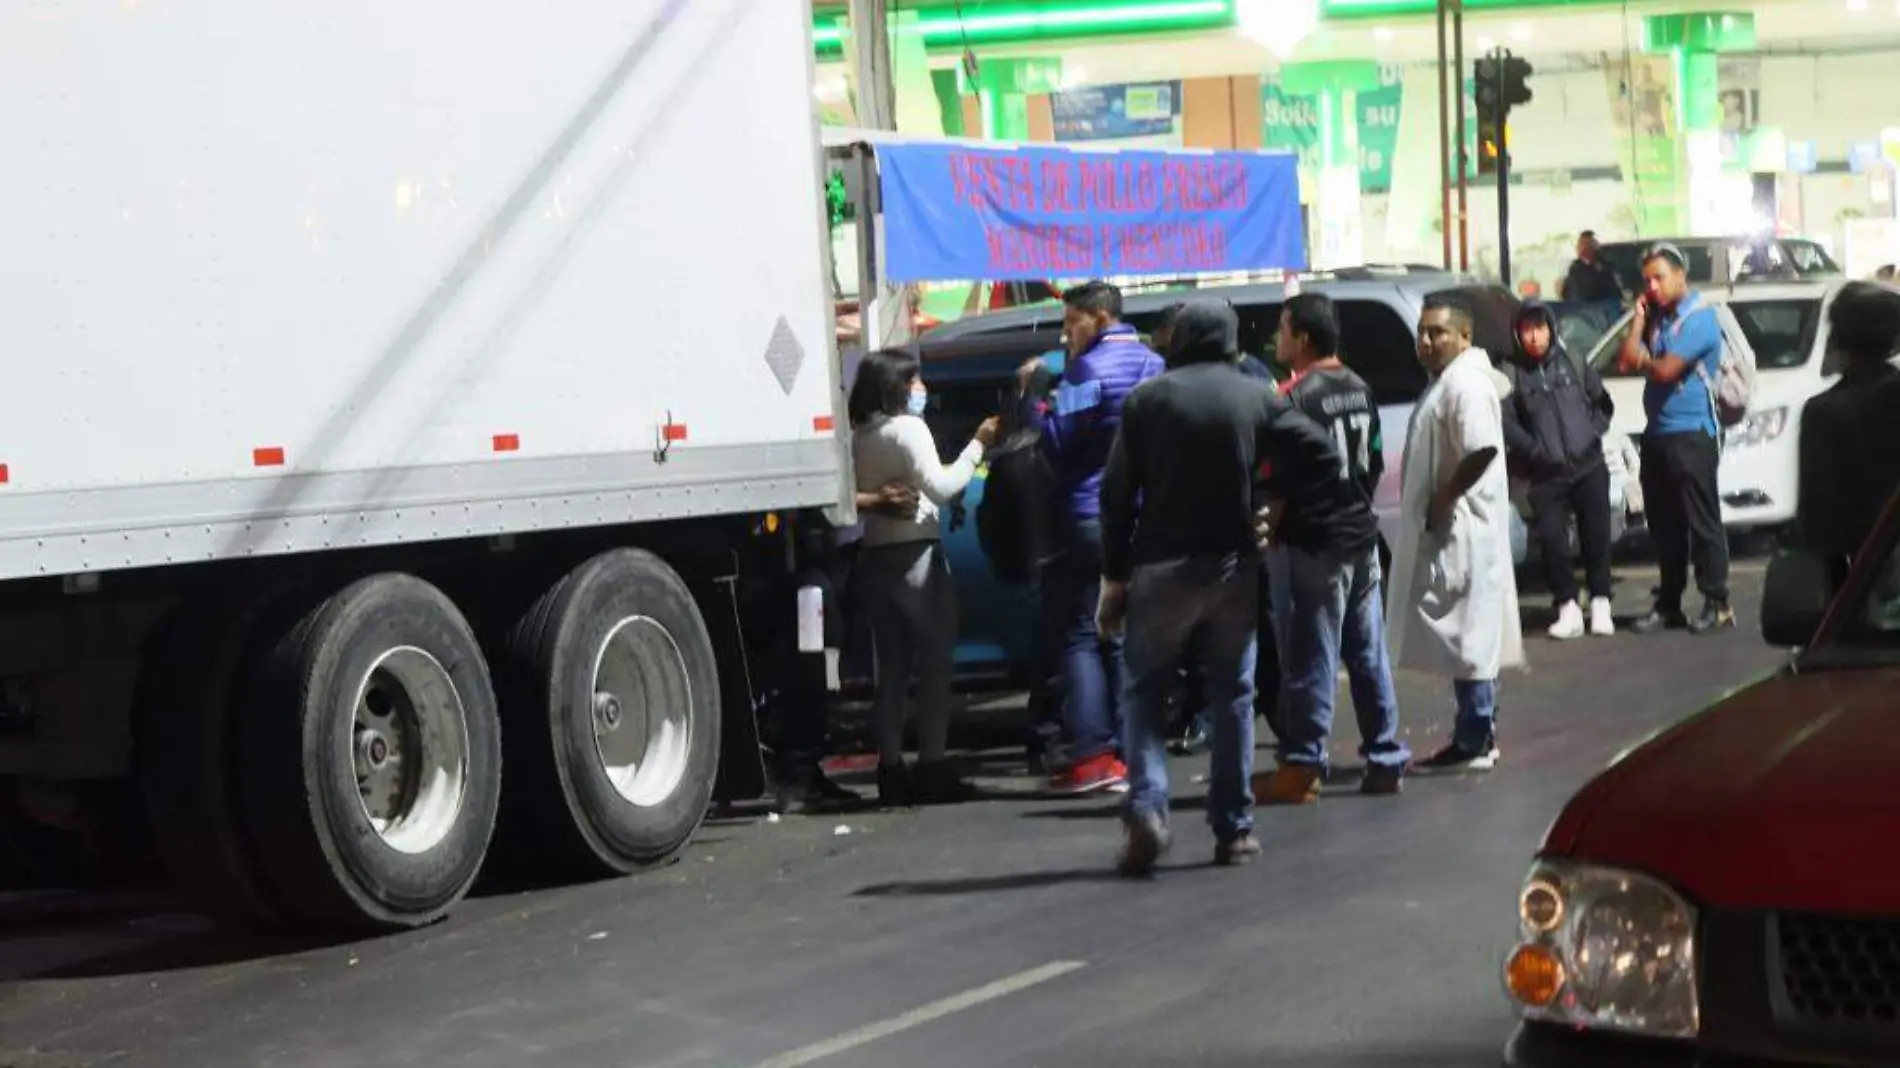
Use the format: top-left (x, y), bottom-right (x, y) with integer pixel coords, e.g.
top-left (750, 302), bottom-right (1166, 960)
top-left (235, 574), bottom-right (501, 932)
top-left (498, 549), bottom-right (720, 877)
top-left (138, 592), bottom-right (290, 927)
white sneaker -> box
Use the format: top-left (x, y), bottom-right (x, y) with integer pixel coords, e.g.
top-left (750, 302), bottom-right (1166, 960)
top-left (1548, 600), bottom-right (1586, 640)
top-left (1590, 597), bottom-right (1616, 637)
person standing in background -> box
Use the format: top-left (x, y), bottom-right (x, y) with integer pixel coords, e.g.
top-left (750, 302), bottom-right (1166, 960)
top-left (1618, 243), bottom-right (1734, 635)
top-left (1017, 281), bottom-right (1166, 795)
top-left (1561, 231), bottom-right (1623, 305)
top-left (1388, 296), bottom-right (1525, 773)
top-left (1255, 294), bottom-right (1410, 803)
top-left (1796, 280), bottom-right (1900, 569)
top-left (1500, 301), bottom-right (1618, 640)
top-left (849, 349), bottom-right (999, 806)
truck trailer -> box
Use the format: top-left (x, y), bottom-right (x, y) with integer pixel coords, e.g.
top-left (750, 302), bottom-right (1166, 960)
top-left (0, 0), bottom-right (848, 932)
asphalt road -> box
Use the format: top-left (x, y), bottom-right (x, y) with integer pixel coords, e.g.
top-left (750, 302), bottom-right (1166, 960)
top-left (1, 562), bottom-right (1786, 1068)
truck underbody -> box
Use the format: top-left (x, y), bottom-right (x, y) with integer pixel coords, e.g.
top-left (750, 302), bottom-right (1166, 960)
top-left (0, 512), bottom-right (815, 932)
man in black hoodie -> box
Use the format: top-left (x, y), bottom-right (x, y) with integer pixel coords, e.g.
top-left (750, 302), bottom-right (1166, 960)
top-left (1097, 300), bottom-right (1362, 875)
top-left (1501, 301), bottom-right (1617, 640)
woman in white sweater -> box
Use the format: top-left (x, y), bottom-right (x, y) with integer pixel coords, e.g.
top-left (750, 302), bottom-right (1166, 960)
top-left (848, 348), bottom-right (999, 806)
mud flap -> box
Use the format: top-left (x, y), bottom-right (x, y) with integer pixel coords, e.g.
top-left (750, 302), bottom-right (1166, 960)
top-left (693, 575), bottom-right (766, 806)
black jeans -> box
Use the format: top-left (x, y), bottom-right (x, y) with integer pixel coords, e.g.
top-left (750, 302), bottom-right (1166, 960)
top-left (1641, 430), bottom-right (1730, 609)
top-left (1527, 461), bottom-right (1614, 606)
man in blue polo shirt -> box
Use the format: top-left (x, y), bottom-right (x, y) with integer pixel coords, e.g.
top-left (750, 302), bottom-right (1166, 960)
top-left (1617, 243), bottom-right (1734, 634)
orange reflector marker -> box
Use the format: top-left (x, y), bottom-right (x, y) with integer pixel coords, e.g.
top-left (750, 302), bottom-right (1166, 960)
top-left (814, 415), bottom-right (835, 432)
top-left (663, 422), bottom-right (688, 443)
top-left (764, 512), bottom-right (780, 534)
top-left (0, 464), bottom-right (10, 485)
top-left (253, 446), bottom-right (286, 467)
top-left (1505, 945), bottom-right (1564, 1008)
top-left (493, 433), bottom-right (520, 453)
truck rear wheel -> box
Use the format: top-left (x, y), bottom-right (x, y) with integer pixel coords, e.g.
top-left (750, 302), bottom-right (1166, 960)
top-left (498, 549), bottom-right (720, 877)
top-left (235, 574), bottom-right (501, 932)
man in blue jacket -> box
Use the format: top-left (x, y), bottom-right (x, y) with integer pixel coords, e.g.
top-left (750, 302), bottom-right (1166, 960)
top-left (1019, 281), bottom-right (1165, 794)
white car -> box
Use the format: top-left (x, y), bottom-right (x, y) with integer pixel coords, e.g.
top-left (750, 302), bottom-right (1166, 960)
top-left (1577, 280), bottom-right (1842, 535)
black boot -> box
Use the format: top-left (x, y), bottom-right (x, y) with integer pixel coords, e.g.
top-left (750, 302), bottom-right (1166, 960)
top-left (912, 759), bottom-right (977, 805)
top-left (775, 765), bottom-right (862, 815)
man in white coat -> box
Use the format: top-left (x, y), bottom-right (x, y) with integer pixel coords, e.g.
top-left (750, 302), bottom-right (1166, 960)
top-left (1387, 294), bottom-right (1526, 772)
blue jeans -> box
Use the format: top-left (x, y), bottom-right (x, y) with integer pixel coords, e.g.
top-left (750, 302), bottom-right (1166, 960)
top-left (1267, 544), bottom-right (1410, 771)
top-left (1122, 553), bottom-right (1258, 842)
top-left (1043, 518), bottom-right (1124, 762)
top-left (1453, 679), bottom-right (1498, 752)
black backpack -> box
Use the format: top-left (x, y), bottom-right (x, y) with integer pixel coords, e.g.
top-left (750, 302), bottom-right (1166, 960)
top-left (976, 429), bottom-right (1054, 585)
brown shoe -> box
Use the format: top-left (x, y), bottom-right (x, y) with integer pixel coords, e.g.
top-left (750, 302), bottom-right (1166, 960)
top-left (1253, 764), bottom-right (1323, 805)
top-left (1117, 811), bottom-right (1171, 877)
top-left (1215, 833), bottom-right (1262, 866)
top-left (1360, 763), bottom-right (1406, 796)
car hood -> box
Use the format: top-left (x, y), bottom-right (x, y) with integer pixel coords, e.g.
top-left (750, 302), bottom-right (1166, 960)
top-left (1548, 667), bottom-right (1900, 914)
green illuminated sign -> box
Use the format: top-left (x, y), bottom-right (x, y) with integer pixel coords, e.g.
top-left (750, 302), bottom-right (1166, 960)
top-left (812, 0), bottom-right (1236, 55)
top-left (1320, 0), bottom-right (1602, 17)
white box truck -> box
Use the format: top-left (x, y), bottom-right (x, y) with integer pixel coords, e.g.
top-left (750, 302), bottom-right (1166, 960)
top-left (0, 0), bottom-right (849, 931)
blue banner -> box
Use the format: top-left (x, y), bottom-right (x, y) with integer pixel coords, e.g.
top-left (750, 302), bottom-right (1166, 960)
top-left (877, 144), bottom-right (1306, 283)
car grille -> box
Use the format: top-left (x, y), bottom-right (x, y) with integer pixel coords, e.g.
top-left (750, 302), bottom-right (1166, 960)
top-left (1779, 914), bottom-right (1900, 1025)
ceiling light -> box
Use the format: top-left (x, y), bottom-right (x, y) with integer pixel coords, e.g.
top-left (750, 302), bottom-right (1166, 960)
top-left (1510, 21), bottom-right (1532, 40)
top-left (1237, 0), bottom-right (1320, 58)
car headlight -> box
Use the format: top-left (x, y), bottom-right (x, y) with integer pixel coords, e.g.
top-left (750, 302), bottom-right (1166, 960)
top-left (1724, 406), bottom-right (1788, 451)
top-left (1501, 861), bottom-right (1699, 1040)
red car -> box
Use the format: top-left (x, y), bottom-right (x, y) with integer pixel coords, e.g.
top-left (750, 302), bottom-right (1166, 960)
top-left (1501, 491), bottom-right (1900, 1066)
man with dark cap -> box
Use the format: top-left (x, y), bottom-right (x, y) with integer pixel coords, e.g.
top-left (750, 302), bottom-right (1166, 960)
top-left (1096, 300), bottom-right (1364, 876)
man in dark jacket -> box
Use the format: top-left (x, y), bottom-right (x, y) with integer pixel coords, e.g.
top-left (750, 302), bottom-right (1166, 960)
top-left (1561, 230), bottom-right (1623, 305)
top-left (1796, 280), bottom-right (1900, 569)
top-left (1096, 300), bottom-right (1361, 874)
top-left (1502, 301), bottom-right (1617, 640)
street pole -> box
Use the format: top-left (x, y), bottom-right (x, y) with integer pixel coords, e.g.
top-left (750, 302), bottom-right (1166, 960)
top-left (1453, 2), bottom-right (1468, 272)
top-left (1496, 54), bottom-right (1513, 289)
top-left (845, 0), bottom-right (914, 351)
top-left (1436, 0), bottom-right (1452, 271)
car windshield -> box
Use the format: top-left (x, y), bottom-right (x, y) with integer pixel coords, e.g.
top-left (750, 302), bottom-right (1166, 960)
top-left (1549, 301), bottom-right (1624, 369)
top-left (1731, 298), bottom-right (1822, 370)
top-left (1781, 240), bottom-right (1840, 274)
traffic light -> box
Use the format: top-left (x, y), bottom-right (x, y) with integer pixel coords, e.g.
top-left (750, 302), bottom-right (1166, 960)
top-left (1502, 53), bottom-right (1534, 108)
top-left (1473, 53), bottom-right (1503, 176)
top-left (1472, 49), bottom-right (1533, 176)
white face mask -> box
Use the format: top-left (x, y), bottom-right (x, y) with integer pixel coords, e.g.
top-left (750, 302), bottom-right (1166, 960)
top-left (906, 388), bottom-right (927, 416)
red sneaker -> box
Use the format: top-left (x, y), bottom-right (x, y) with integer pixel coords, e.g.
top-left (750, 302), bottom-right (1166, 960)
top-left (1051, 752), bottom-right (1128, 795)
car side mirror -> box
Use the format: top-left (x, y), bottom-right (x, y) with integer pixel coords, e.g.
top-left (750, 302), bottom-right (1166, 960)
top-left (1761, 548), bottom-right (1838, 648)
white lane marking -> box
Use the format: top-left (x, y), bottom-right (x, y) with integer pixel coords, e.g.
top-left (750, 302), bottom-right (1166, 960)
top-left (747, 960), bottom-right (1087, 1068)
